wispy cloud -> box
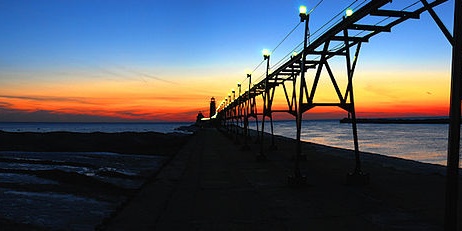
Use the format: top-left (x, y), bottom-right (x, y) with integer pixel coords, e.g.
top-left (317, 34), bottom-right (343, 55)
top-left (0, 107), bottom-right (130, 122)
top-left (0, 94), bottom-right (91, 103)
top-left (116, 65), bottom-right (177, 84)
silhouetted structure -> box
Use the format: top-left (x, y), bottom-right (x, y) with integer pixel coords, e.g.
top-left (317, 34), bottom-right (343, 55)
top-left (214, 0), bottom-right (460, 230)
top-left (209, 97), bottom-right (216, 118)
top-left (196, 112), bottom-right (204, 123)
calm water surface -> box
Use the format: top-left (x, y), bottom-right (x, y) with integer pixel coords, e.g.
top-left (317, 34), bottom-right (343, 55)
top-left (0, 121), bottom-right (459, 229)
top-left (250, 120), bottom-right (458, 166)
top-left (0, 122), bottom-right (191, 133)
top-left (1, 121), bottom-right (457, 166)
top-left (0, 122), bottom-right (186, 230)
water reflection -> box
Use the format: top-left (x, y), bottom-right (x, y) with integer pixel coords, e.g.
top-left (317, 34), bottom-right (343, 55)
top-left (249, 120), bottom-right (457, 166)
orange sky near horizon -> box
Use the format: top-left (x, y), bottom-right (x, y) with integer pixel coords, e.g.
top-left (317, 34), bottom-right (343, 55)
top-left (0, 67), bottom-right (450, 122)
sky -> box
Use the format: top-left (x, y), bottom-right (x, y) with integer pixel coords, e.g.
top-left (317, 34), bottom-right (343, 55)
top-left (0, 0), bottom-right (456, 122)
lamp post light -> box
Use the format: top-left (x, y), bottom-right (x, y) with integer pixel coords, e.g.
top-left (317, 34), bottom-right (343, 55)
top-left (237, 83), bottom-right (241, 97)
top-left (291, 51), bottom-right (298, 58)
top-left (345, 8), bottom-right (354, 17)
top-left (299, 5), bottom-right (308, 22)
top-left (262, 49), bottom-right (270, 60)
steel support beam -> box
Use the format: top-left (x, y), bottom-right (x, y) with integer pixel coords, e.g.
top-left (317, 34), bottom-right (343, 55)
top-left (349, 24), bottom-right (391, 32)
top-left (370, 9), bottom-right (420, 19)
top-left (421, 0), bottom-right (454, 45)
top-left (445, 0), bottom-right (462, 230)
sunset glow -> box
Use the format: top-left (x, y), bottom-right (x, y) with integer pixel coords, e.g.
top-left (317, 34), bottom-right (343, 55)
top-left (0, 0), bottom-right (454, 122)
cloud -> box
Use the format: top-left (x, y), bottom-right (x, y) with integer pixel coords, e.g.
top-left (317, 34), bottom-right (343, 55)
top-left (116, 65), bottom-right (177, 84)
top-left (361, 83), bottom-right (400, 100)
top-left (0, 108), bottom-right (128, 122)
top-left (0, 104), bottom-right (200, 122)
top-left (0, 94), bottom-right (93, 104)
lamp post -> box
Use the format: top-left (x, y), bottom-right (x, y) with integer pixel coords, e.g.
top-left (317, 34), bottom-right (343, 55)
top-left (242, 74), bottom-right (251, 150)
top-left (251, 82), bottom-right (261, 143)
top-left (290, 5), bottom-right (309, 185)
top-left (290, 51), bottom-right (298, 113)
top-left (263, 49), bottom-right (271, 83)
top-left (258, 49), bottom-right (271, 161)
top-left (237, 83), bottom-right (242, 132)
top-left (231, 89), bottom-right (236, 134)
top-left (233, 84), bottom-right (242, 142)
top-left (237, 83), bottom-right (241, 96)
top-left (227, 95), bottom-right (231, 132)
top-left (225, 98), bottom-right (228, 129)
top-left (228, 93), bottom-right (232, 132)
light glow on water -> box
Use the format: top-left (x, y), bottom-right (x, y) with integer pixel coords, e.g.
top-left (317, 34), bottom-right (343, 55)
top-left (250, 120), bottom-right (459, 166)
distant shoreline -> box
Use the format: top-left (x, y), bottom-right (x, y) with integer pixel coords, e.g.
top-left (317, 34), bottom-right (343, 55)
top-left (339, 117), bottom-right (450, 124)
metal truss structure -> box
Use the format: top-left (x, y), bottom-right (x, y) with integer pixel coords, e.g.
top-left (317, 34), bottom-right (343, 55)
top-left (216, 0), bottom-right (460, 229)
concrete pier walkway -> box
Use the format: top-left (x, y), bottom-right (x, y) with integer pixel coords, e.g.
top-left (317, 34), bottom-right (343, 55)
top-left (104, 128), bottom-right (460, 230)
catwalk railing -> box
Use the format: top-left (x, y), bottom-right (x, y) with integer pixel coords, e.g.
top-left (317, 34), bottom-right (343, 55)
top-left (215, 0), bottom-right (460, 230)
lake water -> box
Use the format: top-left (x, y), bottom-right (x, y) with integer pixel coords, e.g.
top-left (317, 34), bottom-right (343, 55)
top-left (0, 122), bottom-right (186, 230)
top-left (249, 120), bottom-right (458, 166)
top-left (0, 121), bottom-right (459, 229)
top-left (0, 122), bottom-right (191, 133)
top-left (0, 121), bottom-right (457, 166)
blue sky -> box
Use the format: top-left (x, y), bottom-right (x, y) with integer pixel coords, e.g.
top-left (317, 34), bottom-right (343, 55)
top-left (0, 0), bottom-right (456, 121)
top-left (0, 0), bottom-right (454, 74)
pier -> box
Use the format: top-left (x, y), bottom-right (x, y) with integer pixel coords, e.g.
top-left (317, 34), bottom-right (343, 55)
top-left (213, 0), bottom-right (460, 229)
top-left (103, 128), bottom-right (460, 230)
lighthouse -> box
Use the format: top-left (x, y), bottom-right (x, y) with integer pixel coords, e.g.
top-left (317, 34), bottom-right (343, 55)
top-left (209, 97), bottom-right (216, 118)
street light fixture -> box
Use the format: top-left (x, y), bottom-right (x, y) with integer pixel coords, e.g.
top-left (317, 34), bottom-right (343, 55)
top-left (262, 49), bottom-right (271, 60)
top-left (291, 51), bottom-right (298, 58)
top-left (247, 73), bottom-right (252, 90)
top-left (346, 8), bottom-right (354, 17)
top-left (237, 83), bottom-right (241, 96)
top-left (299, 5), bottom-right (308, 22)
top-left (262, 49), bottom-right (271, 74)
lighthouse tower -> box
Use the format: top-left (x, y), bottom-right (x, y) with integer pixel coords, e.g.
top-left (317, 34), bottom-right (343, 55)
top-left (209, 97), bottom-right (216, 118)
